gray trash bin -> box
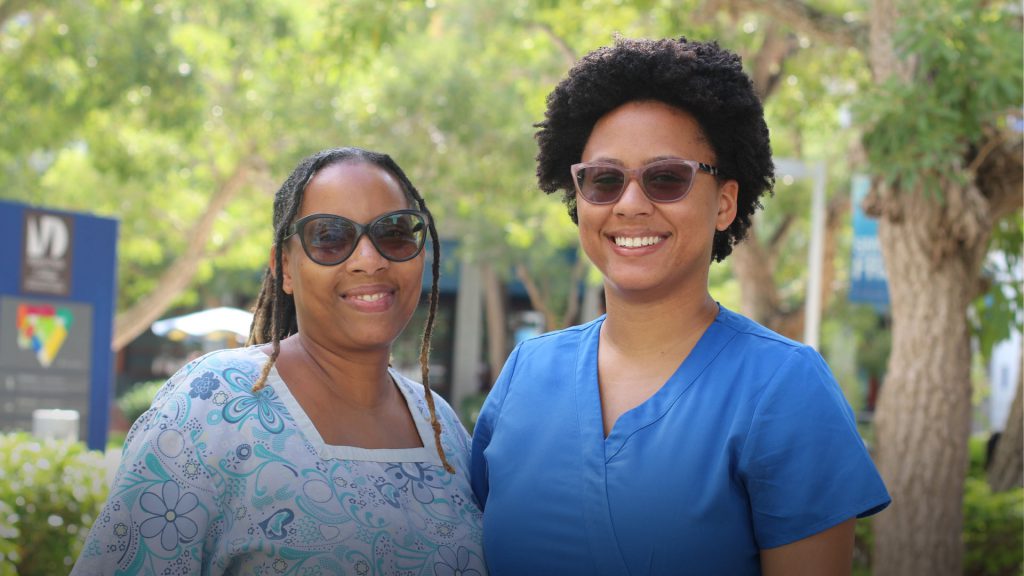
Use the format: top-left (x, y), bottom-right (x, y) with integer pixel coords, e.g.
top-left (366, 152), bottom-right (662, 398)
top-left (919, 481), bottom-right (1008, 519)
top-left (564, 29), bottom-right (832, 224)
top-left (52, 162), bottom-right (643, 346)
top-left (32, 409), bottom-right (80, 442)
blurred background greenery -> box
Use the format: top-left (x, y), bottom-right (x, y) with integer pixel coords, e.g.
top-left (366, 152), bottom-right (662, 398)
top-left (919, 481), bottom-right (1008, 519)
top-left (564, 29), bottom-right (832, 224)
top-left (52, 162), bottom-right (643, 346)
top-left (0, 0), bottom-right (1021, 574)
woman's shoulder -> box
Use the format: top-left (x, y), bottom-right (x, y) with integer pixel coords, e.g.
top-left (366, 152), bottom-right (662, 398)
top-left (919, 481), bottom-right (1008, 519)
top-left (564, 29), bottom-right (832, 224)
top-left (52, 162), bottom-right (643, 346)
top-left (391, 369), bottom-right (457, 418)
top-left (165, 345), bottom-right (265, 388)
top-left (171, 345), bottom-right (267, 380)
top-left (714, 306), bottom-right (805, 350)
top-left (712, 306), bottom-right (827, 368)
top-left (711, 307), bottom-right (844, 401)
top-left (130, 346), bottom-right (274, 438)
top-left (504, 316), bottom-right (603, 365)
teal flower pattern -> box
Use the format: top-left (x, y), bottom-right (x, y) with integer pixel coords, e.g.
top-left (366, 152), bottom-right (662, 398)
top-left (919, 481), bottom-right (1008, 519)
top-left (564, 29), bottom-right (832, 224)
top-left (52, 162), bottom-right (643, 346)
top-left (386, 462), bottom-right (447, 504)
top-left (188, 371), bottom-right (220, 400)
top-left (435, 546), bottom-right (483, 576)
top-left (222, 386), bottom-right (286, 433)
top-left (71, 346), bottom-right (485, 576)
top-left (138, 481), bottom-right (200, 551)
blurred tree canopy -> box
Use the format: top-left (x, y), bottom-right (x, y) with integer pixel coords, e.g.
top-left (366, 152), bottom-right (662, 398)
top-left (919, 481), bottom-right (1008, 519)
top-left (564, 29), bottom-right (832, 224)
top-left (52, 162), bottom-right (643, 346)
top-left (2, 1), bottom-right (1022, 572)
top-left (1, 0), bottom-right (1018, 368)
top-left (0, 0), bottom-right (872, 347)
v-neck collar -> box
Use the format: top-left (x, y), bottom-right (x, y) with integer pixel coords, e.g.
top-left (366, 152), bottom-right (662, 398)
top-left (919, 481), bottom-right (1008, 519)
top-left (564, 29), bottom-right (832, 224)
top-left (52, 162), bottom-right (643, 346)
top-left (576, 305), bottom-right (738, 461)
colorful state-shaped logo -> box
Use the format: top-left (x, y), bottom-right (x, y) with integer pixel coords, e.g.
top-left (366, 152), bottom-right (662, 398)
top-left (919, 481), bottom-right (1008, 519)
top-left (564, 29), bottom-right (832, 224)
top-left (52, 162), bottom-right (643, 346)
top-left (16, 304), bottom-right (73, 367)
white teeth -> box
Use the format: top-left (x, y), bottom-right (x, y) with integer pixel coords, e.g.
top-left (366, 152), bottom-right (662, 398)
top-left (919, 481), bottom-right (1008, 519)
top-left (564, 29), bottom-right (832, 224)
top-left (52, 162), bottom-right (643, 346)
top-left (352, 293), bottom-right (386, 302)
top-left (614, 236), bottom-right (662, 248)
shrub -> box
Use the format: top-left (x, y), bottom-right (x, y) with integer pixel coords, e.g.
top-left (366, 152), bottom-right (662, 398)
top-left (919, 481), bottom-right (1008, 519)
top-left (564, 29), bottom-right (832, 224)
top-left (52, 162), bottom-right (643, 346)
top-left (0, 500), bottom-right (17, 576)
top-left (854, 435), bottom-right (1024, 575)
top-left (0, 433), bottom-right (108, 576)
top-left (963, 477), bottom-right (1024, 576)
top-left (115, 378), bottom-right (165, 426)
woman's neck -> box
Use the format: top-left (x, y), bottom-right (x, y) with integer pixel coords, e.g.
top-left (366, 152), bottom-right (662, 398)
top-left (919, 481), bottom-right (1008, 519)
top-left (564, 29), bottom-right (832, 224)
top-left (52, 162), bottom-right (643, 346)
top-left (601, 286), bottom-right (719, 358)
top-left (281, 333), bottom-right (395, 409)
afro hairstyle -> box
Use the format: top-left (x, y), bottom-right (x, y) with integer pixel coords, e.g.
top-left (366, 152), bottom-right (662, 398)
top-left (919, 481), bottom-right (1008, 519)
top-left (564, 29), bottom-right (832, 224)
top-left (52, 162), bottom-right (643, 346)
top-left (535, 36), bottom-right (775, 262)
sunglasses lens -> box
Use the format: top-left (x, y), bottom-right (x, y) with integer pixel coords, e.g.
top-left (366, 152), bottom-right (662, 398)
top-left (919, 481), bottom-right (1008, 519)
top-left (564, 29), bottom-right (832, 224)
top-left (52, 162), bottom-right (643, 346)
top-left (370, 212), bottom-right (426, 261)
top-left (577, 165), bottom-right (627, 204)
top-left (574, 161), bottom-right (699, 204)
top-left (642, 162), bottom-right (695, 202)
top-left (303, 217), bottom-right (358, 264)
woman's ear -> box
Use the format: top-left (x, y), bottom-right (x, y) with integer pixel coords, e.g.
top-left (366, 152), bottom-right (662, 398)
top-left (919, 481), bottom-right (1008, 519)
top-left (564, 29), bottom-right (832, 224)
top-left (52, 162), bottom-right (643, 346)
top-left (270, 245), bottom-right (294, 295)
top-left (715, 180), bottom-right (739, 231)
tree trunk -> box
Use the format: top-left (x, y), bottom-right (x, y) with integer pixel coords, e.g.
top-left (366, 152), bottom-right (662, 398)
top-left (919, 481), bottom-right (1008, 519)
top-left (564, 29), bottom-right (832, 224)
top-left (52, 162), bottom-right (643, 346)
top-left (481, 263), bottom-right (508, 386)
top-left (730, 193), bottom-right (846, 341)
top-left (871, 186), bottom-right (983, 576)
top-left (988, 370), bottom-right (1023, 492)
top-left (112, 160), bottom-right (261, 350)
top-left (730, 225), bottom-right (781, 323)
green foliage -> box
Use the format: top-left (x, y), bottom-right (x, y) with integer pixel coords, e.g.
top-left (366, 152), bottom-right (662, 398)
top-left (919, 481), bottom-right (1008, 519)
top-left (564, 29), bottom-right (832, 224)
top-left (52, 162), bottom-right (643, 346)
top-left (854, 434), bottom-right (1024, 575)
top-left (116, 379), bottom-right (165, 426)
top-left (5, 0), bottom-right (1017, 385)
top-left (972, 211), bottom-right (1024, 363)
top-left (967, 432), bottom-right (991, 479)
top-left (857, 0), bottom-right (1024, 194)
top-left (852, 515), bottom-right (875, 576)
top-left (962, 434), bottom-right (1019, 573)
top-left (963, 477), bottom-right (1024, 576)
top-left (0, 500), bottom-right (18, 576)
top-left (964, 434), bottom-right (1024, 576)
top-left (0, 433), bottom-right (109, 576)
top-left (460, 393), bottom-right (488, 435)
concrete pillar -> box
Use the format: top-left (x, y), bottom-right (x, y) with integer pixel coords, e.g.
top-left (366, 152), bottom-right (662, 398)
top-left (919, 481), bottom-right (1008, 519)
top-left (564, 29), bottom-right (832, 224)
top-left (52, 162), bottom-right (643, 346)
top-left (451, 257), bottom-right (483, 416)
top-left (803, 161), bottom-right (827, 350)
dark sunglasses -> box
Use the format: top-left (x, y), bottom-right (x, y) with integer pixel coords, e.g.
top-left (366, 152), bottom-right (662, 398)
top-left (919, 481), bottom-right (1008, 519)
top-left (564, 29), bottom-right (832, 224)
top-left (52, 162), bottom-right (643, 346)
top-left (284, 209), bottom-right (427, 266)
top-left (570, 158), bottom-right (720, 205)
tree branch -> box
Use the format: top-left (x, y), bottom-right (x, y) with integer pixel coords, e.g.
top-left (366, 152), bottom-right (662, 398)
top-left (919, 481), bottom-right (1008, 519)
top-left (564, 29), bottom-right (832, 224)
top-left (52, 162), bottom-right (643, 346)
top-left (0, 0), bottom-right (32, 30)
top-left (974, 128), bottom-right (1023, 224)
top-left (731, 223), bottom-right (783, 323)
top-left (525, 20), bottom-right (577, 67)
top-left (112, 158), bottom-right (267, 350)
top-left (560, 256), bottom-right (587, 328)
top-left (724, 0), bottom-right (865, 50)
top-left (766, 214), bottom-right (795, 255)
top-left (515, 263), bottom-right (555, 331)
top-left (749, 23), bottom-right (799, 101)
top-left (869, 0), bottom-right (915, 83)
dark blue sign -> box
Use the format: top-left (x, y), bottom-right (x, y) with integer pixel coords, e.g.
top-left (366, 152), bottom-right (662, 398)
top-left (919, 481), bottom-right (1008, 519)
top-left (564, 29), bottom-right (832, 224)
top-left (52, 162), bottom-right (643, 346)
top-left (848, 175), bottom-right (890, 310)
top-left (0, 200), bottom-right (118, 450)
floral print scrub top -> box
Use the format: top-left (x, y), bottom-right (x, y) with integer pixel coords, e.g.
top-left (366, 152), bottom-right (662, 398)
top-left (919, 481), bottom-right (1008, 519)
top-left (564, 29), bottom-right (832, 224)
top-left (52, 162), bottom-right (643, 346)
top-left (72, 347), bottom-right (486, 576)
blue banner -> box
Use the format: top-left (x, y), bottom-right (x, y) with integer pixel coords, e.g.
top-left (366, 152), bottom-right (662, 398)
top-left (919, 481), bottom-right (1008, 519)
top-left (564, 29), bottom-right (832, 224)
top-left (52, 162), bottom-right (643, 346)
top-left (848, 175), bottom-right (890, 310)
top-left (847, 175), bottom-right (888, 309)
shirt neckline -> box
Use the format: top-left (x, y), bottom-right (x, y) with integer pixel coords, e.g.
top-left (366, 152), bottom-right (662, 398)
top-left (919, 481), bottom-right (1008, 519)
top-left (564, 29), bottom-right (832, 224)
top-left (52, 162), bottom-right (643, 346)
top-left (579, 305), bottom-right (737, 459)
top-left (257, 349), bottom-right (441, 464)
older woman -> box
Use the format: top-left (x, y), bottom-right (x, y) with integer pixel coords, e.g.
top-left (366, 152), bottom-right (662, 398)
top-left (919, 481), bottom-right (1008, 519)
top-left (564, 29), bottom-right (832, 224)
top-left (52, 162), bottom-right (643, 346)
top-left (75, 147), bottom-right (486, 575)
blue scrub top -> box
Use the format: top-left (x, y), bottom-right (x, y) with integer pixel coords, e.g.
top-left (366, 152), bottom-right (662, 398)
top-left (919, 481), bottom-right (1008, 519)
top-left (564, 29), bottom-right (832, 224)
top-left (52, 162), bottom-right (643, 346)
top-left (471, 306), bottom-right (890, 576)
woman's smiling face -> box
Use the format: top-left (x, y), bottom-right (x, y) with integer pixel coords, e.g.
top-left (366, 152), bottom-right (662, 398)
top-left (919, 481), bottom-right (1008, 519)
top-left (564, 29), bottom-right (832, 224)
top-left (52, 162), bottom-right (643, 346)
top-left (576, 100), bottom-right (737, 303)
top-left (279, 160), bottom-right (424, 352)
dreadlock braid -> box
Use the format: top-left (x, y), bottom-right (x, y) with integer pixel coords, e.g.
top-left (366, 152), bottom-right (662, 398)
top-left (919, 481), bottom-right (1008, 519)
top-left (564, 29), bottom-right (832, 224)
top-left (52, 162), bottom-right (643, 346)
top-left (414, 192), bottom-right (453, 473)
top-left (246, 147), bottom-right (452, 473)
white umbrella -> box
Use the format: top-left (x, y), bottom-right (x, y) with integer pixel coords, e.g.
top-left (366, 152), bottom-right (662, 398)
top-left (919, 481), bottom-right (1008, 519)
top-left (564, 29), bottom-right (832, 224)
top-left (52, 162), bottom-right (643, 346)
top-left (151, 306), bottom-right (253, 342)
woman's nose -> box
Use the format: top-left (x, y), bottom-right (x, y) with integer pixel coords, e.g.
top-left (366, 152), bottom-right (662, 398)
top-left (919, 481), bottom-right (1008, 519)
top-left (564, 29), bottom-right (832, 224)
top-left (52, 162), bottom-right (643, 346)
top-left (345, 234), bottom-right (389, 273)
top-left (614, 177), bottom-right (653, 216)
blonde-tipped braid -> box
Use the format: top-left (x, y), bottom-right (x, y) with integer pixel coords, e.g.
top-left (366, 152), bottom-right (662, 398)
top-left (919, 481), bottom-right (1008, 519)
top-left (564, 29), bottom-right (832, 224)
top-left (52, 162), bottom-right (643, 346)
top-left (416, 195), bottom-right (453, 474)
top-left (250, 256), bottom-right (289, 394)
top-left (246, 147), bottom-right (453, 472)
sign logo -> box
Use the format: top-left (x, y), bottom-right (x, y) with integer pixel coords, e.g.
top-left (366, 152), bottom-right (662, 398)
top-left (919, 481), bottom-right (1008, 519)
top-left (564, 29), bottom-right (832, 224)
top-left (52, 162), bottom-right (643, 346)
top-left (16, 304), bottom-right (73, 367)
top-left (21, 210), bottom-right (73, 296)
